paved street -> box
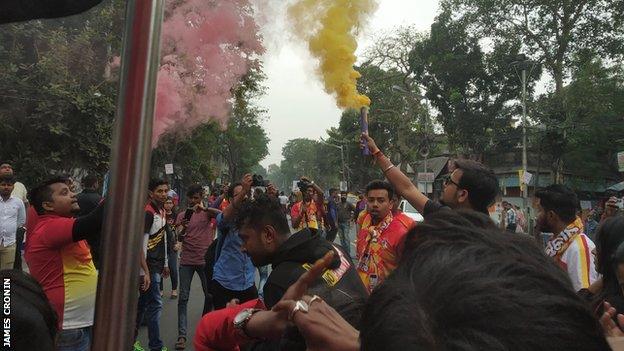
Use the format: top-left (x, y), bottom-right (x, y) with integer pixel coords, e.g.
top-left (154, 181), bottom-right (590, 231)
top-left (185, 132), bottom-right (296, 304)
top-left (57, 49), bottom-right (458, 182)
top-left (137, 223), bottom-right (358, 350)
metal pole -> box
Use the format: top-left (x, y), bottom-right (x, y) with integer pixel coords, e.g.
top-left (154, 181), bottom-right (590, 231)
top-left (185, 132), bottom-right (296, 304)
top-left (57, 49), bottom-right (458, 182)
top-left (340, 145), bottom-right (346, 188)
top-left (92, 0), bottom-right (163, 350)
top-left (521, 68), bottom-right (529, 216)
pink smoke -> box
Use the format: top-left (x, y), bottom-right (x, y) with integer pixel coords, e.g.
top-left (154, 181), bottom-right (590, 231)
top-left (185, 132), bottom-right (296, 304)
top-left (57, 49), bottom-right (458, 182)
top-left (152, 0), bottom-right (264, 147)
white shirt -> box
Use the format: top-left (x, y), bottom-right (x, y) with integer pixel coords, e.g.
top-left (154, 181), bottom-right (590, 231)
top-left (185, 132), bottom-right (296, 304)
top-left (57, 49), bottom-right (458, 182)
top-left (279, 195), bottom-right (289, 205)
top-left (11, 182), bottom-right (28, 203)
top-left (0, 196), bottom-right (26, 247)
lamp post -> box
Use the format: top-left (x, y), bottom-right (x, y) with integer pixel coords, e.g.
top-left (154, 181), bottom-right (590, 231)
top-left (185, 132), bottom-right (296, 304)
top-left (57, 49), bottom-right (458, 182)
top-left (320, 138), bottom-right (348, 190)
top-left (510, 54), bottom-right (537, 219)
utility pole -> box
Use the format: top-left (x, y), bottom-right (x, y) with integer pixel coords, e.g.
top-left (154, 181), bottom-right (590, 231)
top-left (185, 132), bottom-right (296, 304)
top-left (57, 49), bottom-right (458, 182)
top-left (320, 138), bottom-right (348, 190)
top-left (511, 54), bottom-right (537, 233)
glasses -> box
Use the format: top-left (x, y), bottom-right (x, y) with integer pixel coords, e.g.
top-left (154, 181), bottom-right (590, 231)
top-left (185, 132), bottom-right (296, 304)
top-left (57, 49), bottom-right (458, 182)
top-left (443, 175), bottom-right (462, 189)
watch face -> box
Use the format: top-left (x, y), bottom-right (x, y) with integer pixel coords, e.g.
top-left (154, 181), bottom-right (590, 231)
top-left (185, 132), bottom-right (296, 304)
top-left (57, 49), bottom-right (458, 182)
top-left (234, 309), bottom-right (252, 326)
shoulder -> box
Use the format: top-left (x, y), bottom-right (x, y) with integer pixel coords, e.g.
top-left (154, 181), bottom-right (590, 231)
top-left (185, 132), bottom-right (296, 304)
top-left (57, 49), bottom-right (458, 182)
top-left (37, 216), bottom-right (75, 235)
top-left (563, 234), bottom-right (593, 258)
top-left (393, 212), bottom-right (414, 231)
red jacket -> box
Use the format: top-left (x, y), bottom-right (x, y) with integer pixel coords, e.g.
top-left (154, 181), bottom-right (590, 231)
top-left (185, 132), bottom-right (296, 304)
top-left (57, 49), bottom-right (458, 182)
top-left (194, 299), bottom-right (266, 351)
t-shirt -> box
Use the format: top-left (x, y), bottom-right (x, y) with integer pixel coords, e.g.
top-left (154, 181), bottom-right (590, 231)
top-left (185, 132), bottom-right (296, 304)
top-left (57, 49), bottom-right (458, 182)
top-left (25, 215), bottom-right (98, 330)
top-left (290, 201), bottom-right (320, 231)
top-left (11, 181), bottom-right (28, 203)
top-left (144, 203), bottom-right (168, 273)
top-left (356, 210), bottom-right (414, 292)
top-left (423, 199), bottom-right (450, 217)
top-left (212, 213), bottom-right (255, 291)
top-left (545, 221), bottom-right (598, 292)
top-left (337, 202), bottom-right (355, 223)
top-left (176, 210), bottom-right (214, 266)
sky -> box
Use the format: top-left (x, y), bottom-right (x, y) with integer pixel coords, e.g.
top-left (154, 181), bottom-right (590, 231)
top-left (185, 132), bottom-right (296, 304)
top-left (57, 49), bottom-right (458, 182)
top-left (257, 0), bottom-right (440, 168)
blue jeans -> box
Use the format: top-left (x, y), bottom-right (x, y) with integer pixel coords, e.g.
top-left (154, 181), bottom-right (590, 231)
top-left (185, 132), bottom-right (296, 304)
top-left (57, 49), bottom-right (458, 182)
top-left (177, 265), bottom-right (207, 336)
top-left (135, 272), bottom-right (163, 351)
top-left (56, 326), bottom-right (92, 351)
top-left (160, 251), bottom-right (179, 291)
top-left (338, 222), bottom-right (351, 256)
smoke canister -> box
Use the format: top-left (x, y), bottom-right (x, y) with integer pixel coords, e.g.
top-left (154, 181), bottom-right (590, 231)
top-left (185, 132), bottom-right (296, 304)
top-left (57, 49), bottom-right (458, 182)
top-left (360, 106), bottom-right (370, 155)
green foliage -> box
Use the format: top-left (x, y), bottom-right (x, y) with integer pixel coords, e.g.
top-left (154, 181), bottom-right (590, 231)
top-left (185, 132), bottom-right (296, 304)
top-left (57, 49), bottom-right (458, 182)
top-left (442, 0), bottom-right (624, 92)
top-left (534, 56), bottom-right (624, 180)
top-left (150, 67), bottom-right (270, 187)
top-left (410, 9), bottom-right (524, 156)
top-left (279, 138), bottom-right (341, 190)
top-left (0, 0), bottom-right (125, 186)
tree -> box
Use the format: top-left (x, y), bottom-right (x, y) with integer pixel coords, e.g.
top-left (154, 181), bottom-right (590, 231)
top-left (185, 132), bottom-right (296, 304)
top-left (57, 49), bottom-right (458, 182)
top-left (151, 67), bottom-right (270, 187)
top-left (410, 9), bottom-right (525, 157)
top-left (279, 138), bottom-right (343, 190)
top-left (534, 55), bottom-right (624, 182)
top-left (442, 0), bottom-right (624, 93)
top-left (0, 1), bottom-right (125, 186)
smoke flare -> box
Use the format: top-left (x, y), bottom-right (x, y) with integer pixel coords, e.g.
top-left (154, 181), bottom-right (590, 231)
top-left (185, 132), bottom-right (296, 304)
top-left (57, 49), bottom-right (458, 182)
top-left (152, 0), bottom-right (264, 147)
top-left (288, 0), bottom-right (376, 110)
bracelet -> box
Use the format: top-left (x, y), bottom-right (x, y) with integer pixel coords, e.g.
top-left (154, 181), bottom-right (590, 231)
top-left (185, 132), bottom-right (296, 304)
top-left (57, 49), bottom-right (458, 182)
top-left (383, 164), bottom-right (395, 173)
top-left (372, 149), bottom-right (382, 157)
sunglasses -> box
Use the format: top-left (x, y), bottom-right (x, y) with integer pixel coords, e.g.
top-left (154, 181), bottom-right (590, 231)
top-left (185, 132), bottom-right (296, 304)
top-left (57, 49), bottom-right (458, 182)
top-left (443, 174), bottom-right (462, 189)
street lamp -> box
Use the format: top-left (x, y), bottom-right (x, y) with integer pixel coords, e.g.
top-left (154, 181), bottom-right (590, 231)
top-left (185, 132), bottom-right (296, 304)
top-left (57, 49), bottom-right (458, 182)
top-left (510, 54), bottom-right (538, 219)
top-left (319, 138), bottom-right (348, 190)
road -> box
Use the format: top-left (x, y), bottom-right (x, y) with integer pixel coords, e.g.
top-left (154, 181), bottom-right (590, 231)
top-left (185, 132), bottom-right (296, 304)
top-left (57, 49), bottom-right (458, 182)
top-left (137, 223), bottom-right (358, 351)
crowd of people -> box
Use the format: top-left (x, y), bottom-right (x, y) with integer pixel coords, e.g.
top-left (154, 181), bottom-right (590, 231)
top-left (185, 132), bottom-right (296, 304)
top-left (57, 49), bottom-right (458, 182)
top-left (2, 131), bottom-right (624, 351)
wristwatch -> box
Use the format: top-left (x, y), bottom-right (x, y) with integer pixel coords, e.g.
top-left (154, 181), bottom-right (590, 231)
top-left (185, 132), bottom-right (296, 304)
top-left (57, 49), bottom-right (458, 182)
top-left (233, 308), bottom-right (262, 339)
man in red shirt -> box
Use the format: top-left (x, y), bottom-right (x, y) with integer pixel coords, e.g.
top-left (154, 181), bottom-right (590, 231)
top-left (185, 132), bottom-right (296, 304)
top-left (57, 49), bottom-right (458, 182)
top-left (25, 177), bottom-right (105, 351)
top-left (175, 184), bottom-right (220, 350)
top-left (290, 177), bottom-right (324, 234)
top-left (356, 180), bottom-right (413, 293)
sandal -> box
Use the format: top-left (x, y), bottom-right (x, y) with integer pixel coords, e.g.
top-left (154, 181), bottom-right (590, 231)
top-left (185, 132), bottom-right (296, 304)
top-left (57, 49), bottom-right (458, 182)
top-left (175, 336), bottom-right (186, 350)
top-left (171, 290), bottom-right (178, 299)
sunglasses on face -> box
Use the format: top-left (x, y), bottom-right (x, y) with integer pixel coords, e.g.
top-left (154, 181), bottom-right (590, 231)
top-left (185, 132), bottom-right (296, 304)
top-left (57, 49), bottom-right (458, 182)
top-left (443, 174), bottom-right (462, 189)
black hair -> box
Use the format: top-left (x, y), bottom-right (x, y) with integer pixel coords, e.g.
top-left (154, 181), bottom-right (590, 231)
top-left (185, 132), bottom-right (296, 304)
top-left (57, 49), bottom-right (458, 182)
top-left (227, 182), bottom-right (243, 199)
top-left (29, 177), bottom-right (69, 215)
top-left (535, 184), bottom-right (578, 223)
top-left (594, 216), bottom-right (624, 316)
top-left (360, 210), bottom-right (609, 351)
top-left (0, 270), bottom-right (58, 351)
top-left (454, 159), bottom-right (499, 214)
top-left (186, 184), bottom-right (204, 197)
top-left (0, 174), bottom-right (16, 184)
top-left (148, 178), bottom-right (168, 192)
top-left (82, 174), bottom-right (98, 189)
top-left (365, 180), bottom-right (394, 200)
top-left (329, 188), bottom-right (339, 195)
top-left (235, 194), bottom-right (290, 236)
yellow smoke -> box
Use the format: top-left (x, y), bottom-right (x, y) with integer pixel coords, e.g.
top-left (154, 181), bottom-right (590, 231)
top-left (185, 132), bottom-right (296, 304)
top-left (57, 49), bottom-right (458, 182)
top-left (288, 0), bottom-right (377, 109)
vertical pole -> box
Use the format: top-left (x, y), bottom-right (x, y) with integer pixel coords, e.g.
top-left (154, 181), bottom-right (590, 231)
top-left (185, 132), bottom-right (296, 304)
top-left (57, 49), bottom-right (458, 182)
top-left (340, 146), bottom-right (346, 188)
top-left (92, 0), bottom-right (163, 350)
top-left (521, 68), bottom-right (529, 219)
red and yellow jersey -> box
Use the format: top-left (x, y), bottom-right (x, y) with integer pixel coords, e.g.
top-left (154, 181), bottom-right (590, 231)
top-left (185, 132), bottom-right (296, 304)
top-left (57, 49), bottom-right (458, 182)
top-left (290, 201), bottom-right (319, 230)
top-left (356, 211), bottom-right (413, 292)
top-left (25, 215), bottom-right (98, 330)
top-left (219, 198), bottom-right (230, 211)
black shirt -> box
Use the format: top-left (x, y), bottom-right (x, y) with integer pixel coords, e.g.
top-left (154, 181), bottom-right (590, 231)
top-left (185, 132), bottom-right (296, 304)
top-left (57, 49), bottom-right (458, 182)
top-left (76, 189), bottom-right (103, 268)
top-left (423, 199), bottom-right (450, 217)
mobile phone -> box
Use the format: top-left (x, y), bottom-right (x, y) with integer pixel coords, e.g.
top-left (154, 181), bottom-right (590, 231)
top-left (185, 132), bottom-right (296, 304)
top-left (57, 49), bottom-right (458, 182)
top-left (184, 208), bottom-right (194, 221)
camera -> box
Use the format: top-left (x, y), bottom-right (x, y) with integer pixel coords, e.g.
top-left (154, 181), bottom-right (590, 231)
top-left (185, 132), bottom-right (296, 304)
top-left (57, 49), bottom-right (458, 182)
top-left (252, 174), bottom-right (269, 187)
top-left (297, 179), bottom-right (311, 192)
